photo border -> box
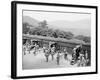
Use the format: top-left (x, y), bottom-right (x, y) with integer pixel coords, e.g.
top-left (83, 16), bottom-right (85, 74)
top-left (11, 1), bottom-right (98, 79)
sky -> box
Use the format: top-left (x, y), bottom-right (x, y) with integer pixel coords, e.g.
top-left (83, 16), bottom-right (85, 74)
top-left (23, 10), bottom-right (91, 22)
top-left (23, 10), bottom-right (91, 36)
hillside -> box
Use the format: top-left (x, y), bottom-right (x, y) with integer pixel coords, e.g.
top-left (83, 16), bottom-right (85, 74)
top-left (48, 19), bottom-right (91, 36)
top-left (23, 16), bottom-right (39, 27)
top-left (23, 16), bottom-right (91, 37)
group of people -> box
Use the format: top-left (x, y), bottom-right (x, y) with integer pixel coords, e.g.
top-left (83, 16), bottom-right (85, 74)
top-left (23, 41), bottom-right (40, 55)
top-left (43, 43), bottom-right (90, 67)
top-left (71, 44), bottom-right (89, 67)
top-left (42, 43), bottom-right (69, 65)
top-left (23, 40), bottom-right (90, 67)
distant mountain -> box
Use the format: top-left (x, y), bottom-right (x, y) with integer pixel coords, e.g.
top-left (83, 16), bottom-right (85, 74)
top-left (48, 19), bottom-right (91, 36)
top-left (23, 16), bottom-right (91, 36)
top-left (23, 16), bottom-right (39, 27)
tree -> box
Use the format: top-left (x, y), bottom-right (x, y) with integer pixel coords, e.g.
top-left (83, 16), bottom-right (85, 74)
top-left (46, 29), bottom-right (54, 37)
top-left (38, 20), bottom-right (48, 29)
top-left (54, 29), bottom-right (74, 39)
top-left (83, 37), bottom-right (91, 43)
top-left (39, 29), bottom-right (48, 36)
top-left (58, 31), bottom-right (65, 38)
top-left (75, 35), bottom-right (91, 43)
top-left (54, 29), bottom-right (61, 38)
top-left (29, 27), bottom-right (42, 35)
top-left (23, 23), bottom-right (30, 34)
top-left (52, 31), bottom-right (58, 38)
top-left (64, 32), bottom-right (74, 39)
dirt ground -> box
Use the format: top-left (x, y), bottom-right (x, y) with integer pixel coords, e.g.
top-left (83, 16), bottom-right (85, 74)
top-left (22, 49), bottom-right (78, 70)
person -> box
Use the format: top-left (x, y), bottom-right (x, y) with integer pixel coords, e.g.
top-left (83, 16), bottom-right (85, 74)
top-left (63, 48), bottom-right (68, 60)
top-left (72, 48), bottom-right (77, 60)
top-left (84, 50), bottom-right (89, 66)
top-left (33, 43), bottom-right (39, 55)
top-left (85, 50), bottom-right (88, 60)
top-left (51, 45), bottom-right (56, 60)
top-left (36, 44), bottom-right (39, 54)
top-left (44, 48), bottom-right (50, 62)
top-left (23, 44), bottom-right (26, 55)
top-left (71, 51), bottom-right (76, 65)
top-left (71, 44), bottom-right (83, 65)
top-left (74, 44), bottom-right (83, 61)
top-left (71, 47), bottom-right (77, 65)
top-left (78, 54), bottom-right (86, 67)
top-left (56, 51), bottom-right (60, 65)
top-left (25, 41), bottom-right (30, 54)
top-left (43, 44), bottom-right (47, 53)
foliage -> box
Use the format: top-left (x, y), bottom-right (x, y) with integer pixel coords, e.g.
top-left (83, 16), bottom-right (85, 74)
top-left (38, 20), bottom-right (48, 29)
top-left (75, 35), bottom-right (91, 43)
top-left (23, 23), bottom-right (30, 34)
top-left (23, 20), bottom-right (74, 39)
top-left (23, 20), bottom-right (90, 43)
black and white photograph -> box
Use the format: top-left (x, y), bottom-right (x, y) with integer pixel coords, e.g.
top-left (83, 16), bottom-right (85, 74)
top-left (11, 1), bottom-right (97, 79)
top-left (22, 10), bottom-right (91, 70)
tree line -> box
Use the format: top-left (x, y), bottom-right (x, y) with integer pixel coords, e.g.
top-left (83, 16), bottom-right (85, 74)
top-left (23, 20), bottom-right (90, 43)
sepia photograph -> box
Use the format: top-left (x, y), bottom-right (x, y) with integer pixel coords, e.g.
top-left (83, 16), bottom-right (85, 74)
top-left (22, 10), bottom-right (91, 70)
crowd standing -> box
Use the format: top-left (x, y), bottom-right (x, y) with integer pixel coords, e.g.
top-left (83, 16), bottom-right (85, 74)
top-left (23, 40), bottom-right (90, 67)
